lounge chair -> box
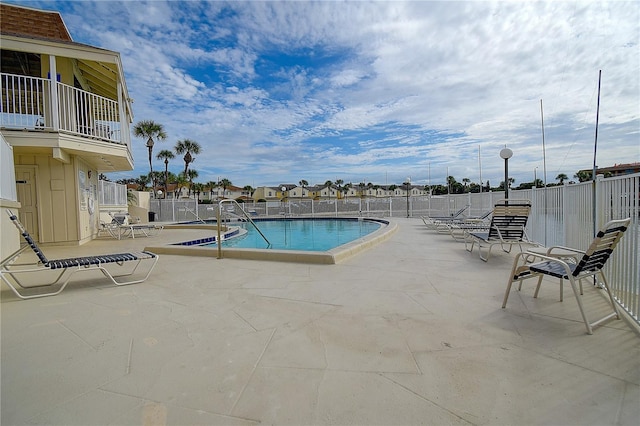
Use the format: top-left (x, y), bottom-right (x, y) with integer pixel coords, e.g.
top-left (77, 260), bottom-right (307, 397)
top-left (502, 218), bottom-right (631, 334)
top-left (99, 212), bottom-right (163, 240)
top-left (464, 200), bottom-right (536, 261)
top-left (421, 205), bottom-right (469, 230)
top-left (437, 209), bottom-right (493, 238)
top-left (0, 210), bottom-right (158, 299)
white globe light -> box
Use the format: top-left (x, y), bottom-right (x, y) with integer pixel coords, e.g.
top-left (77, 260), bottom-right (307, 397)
top-left (500, 148), bottom-right (513, 159)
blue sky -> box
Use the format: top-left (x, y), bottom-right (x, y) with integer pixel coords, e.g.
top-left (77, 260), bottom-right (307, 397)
top-left (10, 0), bottom-right (640, 188)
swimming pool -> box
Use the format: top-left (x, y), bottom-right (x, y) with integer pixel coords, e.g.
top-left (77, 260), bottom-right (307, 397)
top-left (214, 218), bottom-right (382, 251)
top-left (146, 217), bottom-right (397, 264)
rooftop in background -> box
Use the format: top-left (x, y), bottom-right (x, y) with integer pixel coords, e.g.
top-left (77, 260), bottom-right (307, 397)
top-left (578, 162), bottom-right (640, 177)
top-left (0, 3), bottom-right (71, 42)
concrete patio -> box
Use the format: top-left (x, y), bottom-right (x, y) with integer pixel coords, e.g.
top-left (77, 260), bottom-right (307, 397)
top-left (1, 218), bottom-right (639, 425)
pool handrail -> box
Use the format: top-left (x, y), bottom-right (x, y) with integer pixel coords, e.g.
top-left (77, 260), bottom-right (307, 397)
top-left (218, 199), bottom-right (271, 248)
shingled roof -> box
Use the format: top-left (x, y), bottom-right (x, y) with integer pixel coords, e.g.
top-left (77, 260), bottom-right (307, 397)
top-left (0, 3), bottom-right (72, 42)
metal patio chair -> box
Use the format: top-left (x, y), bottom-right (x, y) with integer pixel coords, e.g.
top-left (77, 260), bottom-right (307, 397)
top-left (502, 217), bottom-right (631, 334)
top-left (464, 200), bottom-right (536, 261)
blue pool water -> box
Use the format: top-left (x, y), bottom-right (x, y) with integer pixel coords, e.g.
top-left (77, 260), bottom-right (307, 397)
top-left (210, 218), bottom-right (383, 251)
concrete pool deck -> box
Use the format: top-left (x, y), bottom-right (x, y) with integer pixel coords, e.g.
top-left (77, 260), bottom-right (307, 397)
top-left (1, 218), bottom-right (639, 425)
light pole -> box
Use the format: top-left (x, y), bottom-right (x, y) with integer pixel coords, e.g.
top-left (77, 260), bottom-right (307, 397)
top-left (500, 148), bottom-right (513, 201)
top-left (281, 186), bottom-right (287, 216)
top-left (403, 177), bottom-right (411, 218)
top-left (156, 189), bottom-right (163, 221)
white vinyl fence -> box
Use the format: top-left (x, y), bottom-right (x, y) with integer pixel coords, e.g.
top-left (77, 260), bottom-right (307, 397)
top-left (146, 173), bottom-right (640, 325)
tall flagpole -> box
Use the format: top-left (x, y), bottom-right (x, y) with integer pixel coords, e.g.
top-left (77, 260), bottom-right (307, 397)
top-left (478, 145), bottom-right (482, 194)
top-left (540, 99), bottom-right (547, 246)
top-left (592, 70), bottom-right (602, 236)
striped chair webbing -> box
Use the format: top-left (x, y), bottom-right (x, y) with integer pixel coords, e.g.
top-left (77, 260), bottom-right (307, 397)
top-left (571, 224), bottom-right (627, 276)
top-left (529, 223), bottom-right (628, 279)
top-left (8, 214), bottom-right (49, 265)
top-left (485, 203), bottom-right (531, 240)
top-left (47, 251), bottom-right (157, 270)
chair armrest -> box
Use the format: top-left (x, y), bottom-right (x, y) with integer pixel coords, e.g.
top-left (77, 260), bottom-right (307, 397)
top-left (546, 246), bottom-right (585, 256)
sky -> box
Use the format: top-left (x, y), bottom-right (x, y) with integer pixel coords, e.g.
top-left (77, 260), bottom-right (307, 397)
top-left (9, 0), bottom-right (640, 188)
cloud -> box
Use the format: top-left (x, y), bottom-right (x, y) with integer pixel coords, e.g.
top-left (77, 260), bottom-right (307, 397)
top-left (25, 0), bottom-right (638, 187)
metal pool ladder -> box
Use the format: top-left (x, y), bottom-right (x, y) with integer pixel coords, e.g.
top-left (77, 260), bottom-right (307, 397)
top-left (218, 199), bottom-right (271, 248)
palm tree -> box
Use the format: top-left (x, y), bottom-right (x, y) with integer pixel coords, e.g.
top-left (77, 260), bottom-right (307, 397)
top-left (342, 182), bottom-right (352, 198)
top-left (219, 178), bottom-right (232, 199)
top-left (335, 179), bottom-right (345, 199)
top-left (462, 177), bottom-right (470, 192)
top-left (192, 182), bottom-right (204, 201)
top-left (135, 174), bottom-right (150, 191)
top-left (358, 181), bottom-right (366, 198)
top-left (556, 173), bottom-right (568, 185)
top-left (205, 181), bottom-right (218, 200)
top-left (149, 171), bottom-right (165, 193)
top-left (126, 190), bottom-right (137, 206)
top-left (156, 149), bottom-right (175, 197)
top-left (133, 120), bottom-right (167, 187)
top-left (186, 169), bottom-right (198, 197)
top-left (174, 139), bottom-right (202, 176)
top-left (243, 185), bottom-right (255, 199)
top-left (174, 173), bottom-right (188, 199)
top-left (574, 170), bottom-right (591, 182)
top-left (299, 179), bottom-right (308, 197)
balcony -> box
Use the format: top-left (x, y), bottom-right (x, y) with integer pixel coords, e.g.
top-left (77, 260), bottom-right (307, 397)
top-left (1, 72), bottom-right (132, 170)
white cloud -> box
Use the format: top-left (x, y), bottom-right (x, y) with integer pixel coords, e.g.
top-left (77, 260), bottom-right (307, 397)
top-left (41, 0), bottom-right (638, 187)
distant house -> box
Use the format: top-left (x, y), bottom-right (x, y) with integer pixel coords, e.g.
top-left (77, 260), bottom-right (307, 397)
top-left (578, 163), bottom-right (640, 179)
top-left (253, 186), bottom-right (281, 202)
top-left (1, 3), bottom-right (135, 256)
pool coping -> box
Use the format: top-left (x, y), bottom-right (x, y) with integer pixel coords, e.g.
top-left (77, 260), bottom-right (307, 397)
top-left (144, 218), bottom-right (398, 264)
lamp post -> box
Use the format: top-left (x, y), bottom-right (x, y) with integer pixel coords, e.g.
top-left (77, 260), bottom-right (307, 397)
top-left (500, 148), bottom-right (513, 201)
top-left (403, 177), bottom-right (411, 218)
top-left (157, 190), bottom-right (163, 221)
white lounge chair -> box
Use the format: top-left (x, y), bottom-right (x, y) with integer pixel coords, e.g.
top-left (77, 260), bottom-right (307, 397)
top-left (1, 210), bottom-right (158, 299)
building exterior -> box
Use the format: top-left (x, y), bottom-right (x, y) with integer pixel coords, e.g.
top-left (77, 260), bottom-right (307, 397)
top-left (1, 3), bottom-right (135, 257)
top-left (577, 163), bottom-right (640, 179)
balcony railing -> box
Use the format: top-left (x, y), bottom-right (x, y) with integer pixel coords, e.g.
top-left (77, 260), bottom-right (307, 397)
top-left (1, 72), bottom-right (126, 146)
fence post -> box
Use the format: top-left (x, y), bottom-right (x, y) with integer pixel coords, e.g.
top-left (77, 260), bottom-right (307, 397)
top-left (562, 183), bottom-right (568, 247)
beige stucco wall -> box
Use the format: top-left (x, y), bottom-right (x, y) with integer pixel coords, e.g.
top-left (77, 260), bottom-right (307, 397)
top-left (14, 152), bottom-right (99, 245)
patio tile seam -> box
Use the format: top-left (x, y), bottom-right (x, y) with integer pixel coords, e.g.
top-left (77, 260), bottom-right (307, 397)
top-left (377, 372), bottom-right (475, 425)
top-left (229, 327), bottom-right (277, 416)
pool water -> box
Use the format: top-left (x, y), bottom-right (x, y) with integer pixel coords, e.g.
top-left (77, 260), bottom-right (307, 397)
top-left (211, 218), bottom-right (382, 251)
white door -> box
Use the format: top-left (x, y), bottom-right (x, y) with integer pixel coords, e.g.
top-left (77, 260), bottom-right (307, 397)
top-left (15, 165), bottom-right (39, 242)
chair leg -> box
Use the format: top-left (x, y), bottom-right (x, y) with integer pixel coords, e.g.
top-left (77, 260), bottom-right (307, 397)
top-left (465, 237), bottom-right (476, 253)
top-left (503, 252), bottom-right (528, 308)
top-left (594, 271), bottom-right (620, 321)
top-left (532, 276), bottom-right (546, 298)
top-left (567, 276), bottom-right (593, 334)
top-left (478, 242), bottom-right (493, 262)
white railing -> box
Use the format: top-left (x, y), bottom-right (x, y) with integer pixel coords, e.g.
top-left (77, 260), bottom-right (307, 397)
top-left (1, 72), bottom-right (124, 145)
top-left (98, 180), bottom-right (127, 207)
top-left (0, 73), bottom-right (49, 129)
